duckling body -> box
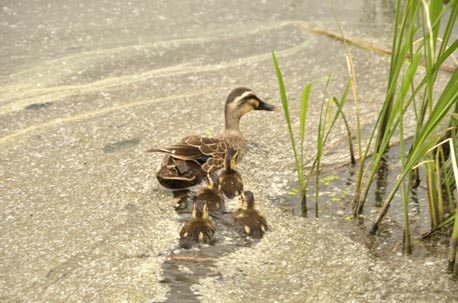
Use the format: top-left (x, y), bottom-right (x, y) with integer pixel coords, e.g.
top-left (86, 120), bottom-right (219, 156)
top-left (234, 191), bottom-right (268, 239)
top-left (179, 200), bottom-right (216, 249)
top-left (147, 87), bottom-right (276, 189)
top-left (218, 148), bottom-right (243, 199)
top-left (194, 173), bottom-right (225, 218)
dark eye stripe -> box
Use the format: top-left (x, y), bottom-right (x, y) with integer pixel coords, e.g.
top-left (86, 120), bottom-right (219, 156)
top-left (237, 95), bottom-right (259, 107)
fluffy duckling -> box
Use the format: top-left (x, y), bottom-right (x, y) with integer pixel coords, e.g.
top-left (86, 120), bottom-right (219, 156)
top-left (194, 173), bottom-right (225, 218)
top-left (147, 87), bottom-right (276, 189)
top-left (218, 148), bottom-right (243, 199)
top-left (234, 191), bottom-right (268, 239)
top-left (179, 200), bottom-right (216, 249)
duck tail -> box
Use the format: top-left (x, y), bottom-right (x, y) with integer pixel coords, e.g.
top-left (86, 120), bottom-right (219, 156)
top-left (145, 147), bottom-right (169, 153)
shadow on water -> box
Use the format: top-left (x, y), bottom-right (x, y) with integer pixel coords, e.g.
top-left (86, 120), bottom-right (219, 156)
top-left (160, 190), bottom-right (255, 302)
top-left (102, 138), bottom-right (141, 153)
top-left (272, 145), bottom-right (450, 260)
top-left (24, 102), bottom-right (54, 110)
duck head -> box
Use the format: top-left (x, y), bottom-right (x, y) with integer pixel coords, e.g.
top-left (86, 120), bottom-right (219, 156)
top-left (225, 87), bottom-right (276, 131)
top-left (192, 200), bottom-right (209, 220)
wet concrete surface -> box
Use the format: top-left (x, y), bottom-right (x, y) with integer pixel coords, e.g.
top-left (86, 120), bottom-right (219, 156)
top-left (1, 0), bottom-right (457, 302)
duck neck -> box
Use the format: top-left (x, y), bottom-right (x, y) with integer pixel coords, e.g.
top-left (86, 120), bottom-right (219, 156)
top-left (225, 111), bottom-right (242, 132)
top-left (221, 109), bottom-right (247, 158)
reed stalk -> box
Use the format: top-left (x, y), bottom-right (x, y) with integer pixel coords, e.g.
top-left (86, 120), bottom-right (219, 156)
top-left (272, 50), bottom-right (309, 216)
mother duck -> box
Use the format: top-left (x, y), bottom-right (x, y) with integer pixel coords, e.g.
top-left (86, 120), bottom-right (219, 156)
top-left (147, 87), bottom-right (276, 189)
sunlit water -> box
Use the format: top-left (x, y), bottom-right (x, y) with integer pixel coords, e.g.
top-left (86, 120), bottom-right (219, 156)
top-left (2, 0), bottom-right (456, 301)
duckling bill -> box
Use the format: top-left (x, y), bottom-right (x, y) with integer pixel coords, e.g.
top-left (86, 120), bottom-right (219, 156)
top-left (147, 87), bottom-right (276, 189)
top-left (218, 148), bottom-right (243, 199)
top-left (234, 191), bottom-right (268, 239)
top-left (179, 200), bottom-right (216, 249)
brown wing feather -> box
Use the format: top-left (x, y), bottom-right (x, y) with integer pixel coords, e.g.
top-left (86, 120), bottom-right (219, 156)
top-left (148, 136), bottom-right (227, 160)
top-left (146, 144), bottom-right (203, 159)
top-left (148, 136), bottom-right (234, 188)
top-left (202, 155), bottom-right (225, 172)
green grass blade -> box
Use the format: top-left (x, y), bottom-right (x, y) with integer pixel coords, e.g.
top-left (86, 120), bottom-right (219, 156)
top-left (438, 0), bottom-right (458, 57)
top-left (332, 90), bottom-right (356, 164)
top-left (272, 50), bottom-right (304, 191)
top-left (300, 83), bottom-right (312, 172)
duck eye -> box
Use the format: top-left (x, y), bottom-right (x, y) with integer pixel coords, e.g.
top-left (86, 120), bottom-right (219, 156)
top-left (236, 97), bottom-right (249, 107)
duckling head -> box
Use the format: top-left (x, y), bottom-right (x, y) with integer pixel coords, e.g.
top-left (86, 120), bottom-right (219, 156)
top-left (206, 172), bottom-right (219, 189)
top-left (224, 148), bottom-right (239, 171)
top-left (241, 190), bottom-right (255, 210)
top-left (224, 87), bottom-right (277, 130)
top-left (192, 200), bottom-right (210, 220)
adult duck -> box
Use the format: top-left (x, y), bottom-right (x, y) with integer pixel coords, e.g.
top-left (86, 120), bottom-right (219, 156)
top-left (147, 87), bottom-right (276, 189)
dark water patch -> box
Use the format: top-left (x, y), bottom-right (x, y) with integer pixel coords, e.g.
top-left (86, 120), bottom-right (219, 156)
top-left (161, 191), bottom-right (257, 302)
top-left (272, 146), bottom-right (450, 260)
top-left (102, 138), bottom-right (141, 153)
top-left (172, 190), bottom-right (194, 213)
top-left (24, 102), bottom-right (53, 110)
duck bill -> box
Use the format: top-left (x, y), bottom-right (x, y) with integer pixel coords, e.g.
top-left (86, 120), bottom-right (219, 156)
top-left (256, 99), bottom-right (277, 111)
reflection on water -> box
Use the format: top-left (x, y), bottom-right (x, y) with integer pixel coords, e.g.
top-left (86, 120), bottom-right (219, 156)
top-left (273, 144), bottom-right (450, 259)
top-left (374, 155), bottom-right (389, 207)
top-left (161, 191), bottom-right (257, 302)
top-left (102, 138), bottom-right (141, 153)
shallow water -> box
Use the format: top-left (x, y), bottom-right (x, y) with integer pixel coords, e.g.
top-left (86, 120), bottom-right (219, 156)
top-left (273, 146), bottom-right (450, 260)
top-left (160, 146), bottom-right (452, 302)
top-left (1, 0), bottom-right (457, 301)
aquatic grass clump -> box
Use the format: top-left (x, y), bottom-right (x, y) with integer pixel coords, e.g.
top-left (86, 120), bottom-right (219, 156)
top-left (345, 0), bottom-right (458, 261)
top-left (273, 0), bottom-right (458, 271)
top-left (272, 51), bottom-right (353, 217)
top-left (311, 81), bottom-right (352, 217)
top-left (360, 0), bottom-right (457, 211)
top-left (421, 138), bottom-right (458, 273)
top-left (272, 50), bottom-right (310, 216)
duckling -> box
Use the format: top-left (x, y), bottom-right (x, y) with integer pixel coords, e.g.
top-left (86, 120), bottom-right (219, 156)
top-left (234, 191), bottom-right (268, 239)
top-left (194, 173), bottom-right (225, 218)
top-left (218, 148), bottom-right (243, 199)
top-left (179, 200), bottom-right (216, 249)
top-left (147, 87), bottom-right (277, 189)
